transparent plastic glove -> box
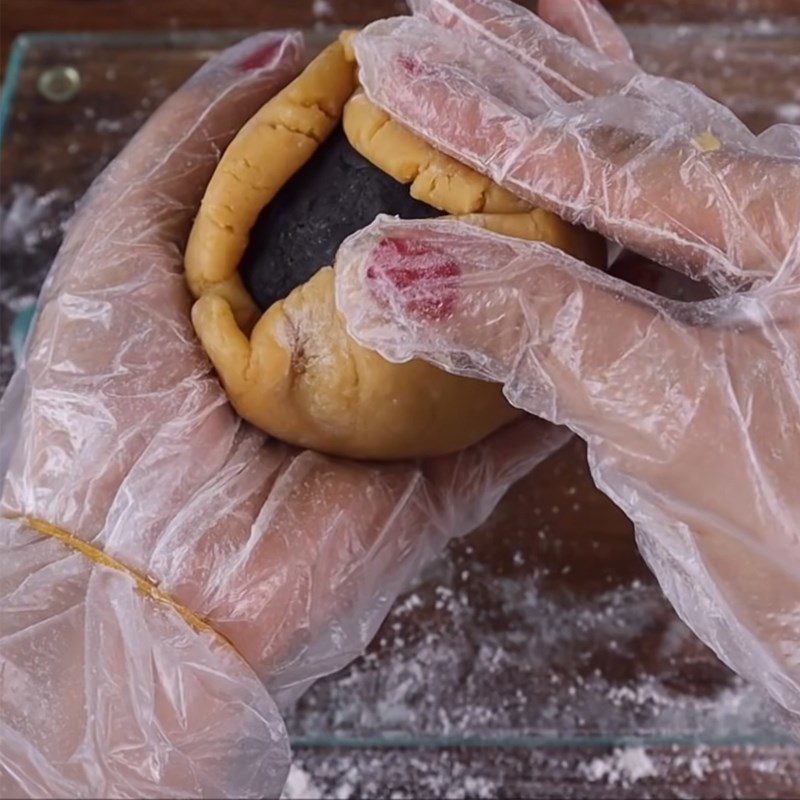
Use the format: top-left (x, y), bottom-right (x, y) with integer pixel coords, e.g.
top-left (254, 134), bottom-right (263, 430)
top-left (336, 0), bottom-right (800, 717)
top-left (0, 31), bottom-right (567, 799)
top-left (353, 0), bottom-right (800, 291)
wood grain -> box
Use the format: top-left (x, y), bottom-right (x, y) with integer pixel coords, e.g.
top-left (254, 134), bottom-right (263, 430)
top-left (3, 0), bottom-right (800, 78)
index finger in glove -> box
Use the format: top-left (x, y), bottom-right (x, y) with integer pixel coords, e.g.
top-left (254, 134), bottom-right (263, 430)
top-left (336, 217), bottom-right (800, 721)
top-left (410, 0), bottom-right (635, 101)
top-left (538, 0), bottom-right (635, 62)
top-left (335, 215), bottom-right (712, 451)
top-left (355, 5), bottom-right (800, 289)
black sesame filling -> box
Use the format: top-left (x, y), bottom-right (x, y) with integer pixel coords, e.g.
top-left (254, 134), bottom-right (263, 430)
top-left (240, 125), bottom-right (441, 310)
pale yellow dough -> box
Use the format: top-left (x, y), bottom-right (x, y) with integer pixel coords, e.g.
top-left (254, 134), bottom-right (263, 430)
top-left (343, 89), bottom-right (531, 216)
top-left (192, 268), bottom-right (520, 460)
top-left (185, 39), bottom-right (357, 331)
top-left (185, 36), bottom-right (604, 460)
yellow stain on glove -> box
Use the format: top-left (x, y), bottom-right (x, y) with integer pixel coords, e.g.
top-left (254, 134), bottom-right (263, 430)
top-left (9, 515), bottom-right (237, 651)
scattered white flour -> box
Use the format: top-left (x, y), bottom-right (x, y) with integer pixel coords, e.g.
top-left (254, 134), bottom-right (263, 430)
top-left (287, 558), bottom-right (779, 744)
top-left (580, 747), bottom-right (657, 786)
top-left (281, 763), bottom-right (322, 800)
top-left (750, 757), bottom-right (779, 773)
top-left (688, 747), bottom-right (712, 780)
top-left (753, 17), bottom-right (781, 34)
top-left (775, 103), bottom-right (800, 124)
top-left (0, 184), bottom-right (70, 253)
top-left (461, 776), bottom-right (496, 798)
top-left (1, 184), bottom-right (75, 385)
top-left (282, 743), bottom-right (800, 799)
top-left (333, 766), bottom-right (360, 800)
top-left (285, 753), bottom-right (506, 800)
top-left (312, 0), bottom-right (333, 19)
top-left (95, 118), bottom-right (124, 134)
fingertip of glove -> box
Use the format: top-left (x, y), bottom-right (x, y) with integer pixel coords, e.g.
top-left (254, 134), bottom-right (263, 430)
top-left (235, 35), bottom-right (295, 72)
top-left (365, 237), bottom-right (461, 322)
top-left (198, 31), bottom-right (305, 79)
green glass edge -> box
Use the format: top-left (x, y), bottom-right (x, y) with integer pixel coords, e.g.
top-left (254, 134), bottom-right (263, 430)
top-left (3, 23), bottom-right (800, 752)
top-left (3, 20), bottom-right (799, 150)
top-left (4, 20), bottom-right (799, 48)
top-left (2, 20), bottom-right (798, 148)
top-left (288, 731), bottom-right (795, 749)
top-left (0, 35), bottom-right (30, 146)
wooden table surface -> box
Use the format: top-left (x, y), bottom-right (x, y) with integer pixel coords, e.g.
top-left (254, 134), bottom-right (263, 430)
top-left (1, 1), bottom-right (799, 798)
top-left (3, 0), bottom-right (800, 78)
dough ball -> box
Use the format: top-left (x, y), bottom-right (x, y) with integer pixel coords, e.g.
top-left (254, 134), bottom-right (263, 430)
top-left (184, 37), bottom-right (603, 460)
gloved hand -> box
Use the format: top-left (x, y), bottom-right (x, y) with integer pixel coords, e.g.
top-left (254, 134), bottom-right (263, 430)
top-left (0, 30), bottom-right (567, 799)
top-left (336, 0), bottom-right (800, 718)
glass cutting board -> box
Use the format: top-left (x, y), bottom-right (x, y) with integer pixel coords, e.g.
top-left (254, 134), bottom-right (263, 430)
top-left (1, 22), bottom-right (799, 753)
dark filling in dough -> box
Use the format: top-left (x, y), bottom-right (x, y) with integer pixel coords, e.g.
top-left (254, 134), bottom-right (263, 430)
top-left (240, 125), bottom-right (440, 310)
